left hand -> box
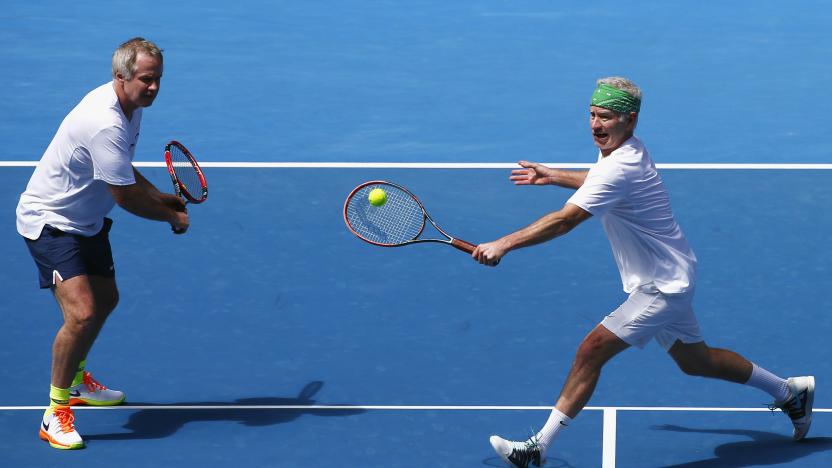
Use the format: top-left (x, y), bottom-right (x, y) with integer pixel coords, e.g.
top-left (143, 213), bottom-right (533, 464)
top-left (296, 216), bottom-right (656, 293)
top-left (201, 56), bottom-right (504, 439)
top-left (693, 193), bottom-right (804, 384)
top-left (510, 160), bottom-right (556, 186)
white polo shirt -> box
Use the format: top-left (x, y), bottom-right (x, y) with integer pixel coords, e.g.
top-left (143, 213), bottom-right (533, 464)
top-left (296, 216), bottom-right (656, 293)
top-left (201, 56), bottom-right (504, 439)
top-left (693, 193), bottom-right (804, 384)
top-left (567, 137), bottom-right (696, 294)
top-left (16, 82), bottom-right (140, 239)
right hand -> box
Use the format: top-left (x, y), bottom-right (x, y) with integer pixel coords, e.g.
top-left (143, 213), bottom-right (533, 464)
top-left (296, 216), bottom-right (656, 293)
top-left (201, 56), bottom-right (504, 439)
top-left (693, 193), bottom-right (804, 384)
top-left (170, 210), bottom-right (190, 234)
top-left (509, 160), bottom-right (556, 185)
top-left (472, 239), bottom-right (508, 267)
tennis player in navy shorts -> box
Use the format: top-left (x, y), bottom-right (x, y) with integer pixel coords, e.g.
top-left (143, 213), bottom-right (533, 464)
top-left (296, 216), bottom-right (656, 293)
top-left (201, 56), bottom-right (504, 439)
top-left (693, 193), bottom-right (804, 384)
top-left (16, 37), bottom-right (189, 450)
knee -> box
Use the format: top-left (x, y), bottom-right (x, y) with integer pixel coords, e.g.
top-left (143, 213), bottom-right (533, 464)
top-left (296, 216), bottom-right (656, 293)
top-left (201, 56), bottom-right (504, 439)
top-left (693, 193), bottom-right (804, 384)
top-left (675, 352), bottom-right (718, 378)
top-left (676, 359), bottom-right (708, 377)
top-left (64, 293), bottom-right (117, 332)
top-left (573, 336), bottom-right (610, 369)
top-left (64, 308), bottom-right (100, 335)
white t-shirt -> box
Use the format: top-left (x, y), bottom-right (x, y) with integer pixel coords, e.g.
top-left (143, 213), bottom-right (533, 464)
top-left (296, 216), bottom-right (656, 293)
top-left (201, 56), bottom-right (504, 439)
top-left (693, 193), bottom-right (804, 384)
top-left (567, 136), bottom-right (696, 294)
top-left (16, 82), bottom-right (141, 239)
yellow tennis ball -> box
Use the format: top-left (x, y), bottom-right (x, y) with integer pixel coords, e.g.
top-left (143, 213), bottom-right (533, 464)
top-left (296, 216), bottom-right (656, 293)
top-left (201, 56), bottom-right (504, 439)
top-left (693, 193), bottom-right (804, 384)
top-left (368, 188), bottom-right (387, 207)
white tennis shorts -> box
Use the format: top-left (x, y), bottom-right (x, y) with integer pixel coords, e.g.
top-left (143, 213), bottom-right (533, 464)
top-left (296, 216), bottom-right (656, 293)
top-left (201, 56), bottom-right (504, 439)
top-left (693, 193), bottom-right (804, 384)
top-left (601, 288), bottom-right (703, 350)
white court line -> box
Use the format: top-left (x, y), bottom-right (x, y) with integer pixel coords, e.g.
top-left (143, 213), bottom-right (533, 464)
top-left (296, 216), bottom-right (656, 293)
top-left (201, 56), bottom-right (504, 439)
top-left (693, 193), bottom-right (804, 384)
top-left (2, 404), bottom-right (830, 411)
top-left (1, 161), bottom-right (831, 169)
top-left (603, 408), bottom-right (617, 468)
top-left (4, 404), bottom-right (825, 466)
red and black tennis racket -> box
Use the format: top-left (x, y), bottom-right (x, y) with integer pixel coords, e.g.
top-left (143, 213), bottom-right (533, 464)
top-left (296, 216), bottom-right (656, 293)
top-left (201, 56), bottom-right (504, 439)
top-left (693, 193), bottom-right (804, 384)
top-left (164, 140), bottom-right (207, 233)
top-left (165, 140), bottom-right (207, 204)
top-left (343, 180), bottom-right (479, 255)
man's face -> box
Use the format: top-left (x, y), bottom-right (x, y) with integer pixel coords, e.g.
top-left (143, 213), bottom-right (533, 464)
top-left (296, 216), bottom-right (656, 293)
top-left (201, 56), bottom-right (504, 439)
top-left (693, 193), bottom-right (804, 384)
top-left (118, 53), bottom-right (163, 109)
top-left (590, 106), bottom-right (636, 156)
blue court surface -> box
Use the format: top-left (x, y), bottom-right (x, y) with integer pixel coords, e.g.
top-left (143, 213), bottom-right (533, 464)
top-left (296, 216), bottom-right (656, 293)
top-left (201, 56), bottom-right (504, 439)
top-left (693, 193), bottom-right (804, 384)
top-left (2, 2), bottom-right (831, 467)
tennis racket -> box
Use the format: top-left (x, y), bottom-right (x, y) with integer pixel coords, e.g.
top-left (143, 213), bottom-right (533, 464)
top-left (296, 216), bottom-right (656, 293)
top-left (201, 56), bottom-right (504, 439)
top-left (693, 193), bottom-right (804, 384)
top-left (343, 180), bottom-right (479, 256)
top-left (164, 140), bottom-right (207, 233)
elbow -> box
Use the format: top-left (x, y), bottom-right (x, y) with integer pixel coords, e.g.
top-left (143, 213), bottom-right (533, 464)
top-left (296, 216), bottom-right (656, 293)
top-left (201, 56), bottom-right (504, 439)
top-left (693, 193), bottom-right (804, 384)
top-left (558, 205), bottom-right (591, 234)
top-left (558, 212), bottom-right (589, 235)
top-left (560, 218), bottom-right (580, 235)
top-left (108, 183), bottom-right (138, 208)
top-left (109, 190), bottom-right (128, 207)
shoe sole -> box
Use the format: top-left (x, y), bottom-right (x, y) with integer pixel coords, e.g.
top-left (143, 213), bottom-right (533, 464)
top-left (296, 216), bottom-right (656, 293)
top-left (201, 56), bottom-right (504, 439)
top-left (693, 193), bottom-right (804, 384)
top-left (39, 429), bottom-right (85, 450)
top-left (69, 395), bottom-right (126, 406)
top-left (794, 376), bottom-right (815, 441)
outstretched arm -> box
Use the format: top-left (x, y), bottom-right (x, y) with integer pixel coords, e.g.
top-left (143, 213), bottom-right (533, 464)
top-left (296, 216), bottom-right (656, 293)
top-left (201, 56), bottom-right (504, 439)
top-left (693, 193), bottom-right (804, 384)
top-left (510, 160), bottom-right (589, 190)
top-left (108, 167), bottom-right (190, 233)
top-left (472, 203), bottom-right (591, 266)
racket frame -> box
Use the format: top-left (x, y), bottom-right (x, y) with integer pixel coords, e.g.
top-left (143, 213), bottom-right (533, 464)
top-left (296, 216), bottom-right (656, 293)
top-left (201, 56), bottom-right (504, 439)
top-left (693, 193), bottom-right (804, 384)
top-left (164, 140), bottom-right (208, 204)
top-left (343, 180), bottom-right (476, 253)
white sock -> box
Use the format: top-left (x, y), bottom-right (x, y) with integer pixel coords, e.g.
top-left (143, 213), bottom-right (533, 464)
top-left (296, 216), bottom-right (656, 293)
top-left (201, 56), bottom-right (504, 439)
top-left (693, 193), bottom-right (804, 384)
top-left (745, 362), bottom-right (790, 402)
top-left (534, 407), bottom-right (572, 453)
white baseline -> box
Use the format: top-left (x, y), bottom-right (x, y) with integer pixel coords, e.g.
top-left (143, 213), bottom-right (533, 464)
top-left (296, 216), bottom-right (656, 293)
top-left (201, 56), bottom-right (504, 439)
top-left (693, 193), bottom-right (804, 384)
top-left (1, 404), bottom-right (830, 411)
top-left (1, 161), bottom-right (831, 169)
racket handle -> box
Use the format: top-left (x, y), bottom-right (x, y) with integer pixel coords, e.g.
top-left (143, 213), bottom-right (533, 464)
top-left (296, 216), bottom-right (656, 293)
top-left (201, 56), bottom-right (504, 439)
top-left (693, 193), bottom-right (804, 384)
top-left (171, 198), bottom-right (188, 234)
top-left (451, 238), bottom-right (476, 253)
top-left (452, 237), bottom-right (500, 266)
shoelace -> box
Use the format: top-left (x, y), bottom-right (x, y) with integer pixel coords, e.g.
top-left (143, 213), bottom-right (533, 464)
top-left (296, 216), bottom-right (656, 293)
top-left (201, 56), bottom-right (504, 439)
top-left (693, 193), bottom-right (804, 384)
top-left (82, 371), bottom-right (108, 392)
top-left (524, 432), bottom-right (542, 451)
top-left (767, 396), bottom-right (802, 419)
top-left (509, 435), bottom-right (542, 466)
top-left (52, 407), bottom-right (76, 433)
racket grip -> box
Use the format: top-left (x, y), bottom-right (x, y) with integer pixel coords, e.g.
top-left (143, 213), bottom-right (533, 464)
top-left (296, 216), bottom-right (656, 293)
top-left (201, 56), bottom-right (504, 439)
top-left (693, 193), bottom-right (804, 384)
top-left (451, 238), bottom-right (476, 254)
top-left (453, 237), bottom-right (500, 266)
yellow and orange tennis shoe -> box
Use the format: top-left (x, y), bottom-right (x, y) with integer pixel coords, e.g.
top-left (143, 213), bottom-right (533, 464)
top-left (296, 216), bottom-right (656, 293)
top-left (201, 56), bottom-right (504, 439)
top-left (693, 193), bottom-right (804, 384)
top-left (69, 371), bottom-right (125, 406)
top-left (39, 406), bottom-right (84, 450)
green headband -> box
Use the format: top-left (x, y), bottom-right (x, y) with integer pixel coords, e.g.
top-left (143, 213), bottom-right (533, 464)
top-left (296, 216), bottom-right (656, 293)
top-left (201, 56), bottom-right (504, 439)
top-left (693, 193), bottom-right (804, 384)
top-left (591, 83), bottom-right (641, 114)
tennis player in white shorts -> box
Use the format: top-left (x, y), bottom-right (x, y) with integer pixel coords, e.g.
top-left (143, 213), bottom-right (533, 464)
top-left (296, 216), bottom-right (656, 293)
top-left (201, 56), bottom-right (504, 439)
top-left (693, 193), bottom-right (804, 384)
top-left (603, 287), bottom-right (702, 351)
top-left (472, 77), bottom-right (815, 468)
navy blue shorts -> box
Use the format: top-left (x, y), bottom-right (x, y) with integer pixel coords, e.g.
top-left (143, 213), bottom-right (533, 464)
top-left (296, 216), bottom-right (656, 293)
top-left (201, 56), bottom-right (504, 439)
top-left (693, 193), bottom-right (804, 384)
top-left (24, 218), bottom-right (115, 289)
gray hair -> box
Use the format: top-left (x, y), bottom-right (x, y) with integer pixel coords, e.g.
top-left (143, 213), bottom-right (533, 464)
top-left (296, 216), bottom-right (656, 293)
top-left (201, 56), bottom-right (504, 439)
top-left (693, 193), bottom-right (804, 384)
top-left (112, 37), bottom-right (163, 80)
top-left (596, 76), bottom-right (642, 123)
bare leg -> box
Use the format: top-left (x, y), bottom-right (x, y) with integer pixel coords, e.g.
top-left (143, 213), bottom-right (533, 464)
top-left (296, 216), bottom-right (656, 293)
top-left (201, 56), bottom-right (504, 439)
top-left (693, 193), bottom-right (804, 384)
top-left (555, 324), bottom-right (631, 418)
top-left (50, 275), bottom-right (118, 388)
top-left (667, 340), bottom-right (752, 383)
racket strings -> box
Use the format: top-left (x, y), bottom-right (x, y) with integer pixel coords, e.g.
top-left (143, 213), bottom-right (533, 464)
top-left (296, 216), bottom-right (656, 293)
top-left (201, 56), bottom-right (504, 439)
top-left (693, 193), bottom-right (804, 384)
top-left (168, 145), bottom-right (204, 200)
top-left (346, 185), bottom-right (424, 245)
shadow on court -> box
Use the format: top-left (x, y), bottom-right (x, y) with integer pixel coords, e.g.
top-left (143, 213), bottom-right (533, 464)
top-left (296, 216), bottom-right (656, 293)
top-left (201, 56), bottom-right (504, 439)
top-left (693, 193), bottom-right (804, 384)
top-left (482, 456), bottom-right (575, 467)
top-left (653, 424), bottom-right (832, 467)
top-left (85, 381), bottom-right (365, 441)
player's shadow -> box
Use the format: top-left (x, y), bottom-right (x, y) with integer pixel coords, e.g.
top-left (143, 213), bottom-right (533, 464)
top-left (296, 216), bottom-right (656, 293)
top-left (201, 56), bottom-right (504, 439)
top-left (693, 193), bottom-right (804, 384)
top-left (653, 424), bottom-right (832, 467)
top-left (85, 381), bottom-right (364, 441)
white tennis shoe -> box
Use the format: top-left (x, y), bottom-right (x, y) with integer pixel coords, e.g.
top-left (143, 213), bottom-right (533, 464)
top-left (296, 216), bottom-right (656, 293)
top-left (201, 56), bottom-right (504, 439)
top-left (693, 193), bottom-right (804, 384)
top-left (39, 406), bottom-right (84, 450)
top-left (770, 376), bottom-right (815, 441)
top-left (490, 435), bottom-right (544, 467)
top-left (69, 371), bottom-right (125, 406)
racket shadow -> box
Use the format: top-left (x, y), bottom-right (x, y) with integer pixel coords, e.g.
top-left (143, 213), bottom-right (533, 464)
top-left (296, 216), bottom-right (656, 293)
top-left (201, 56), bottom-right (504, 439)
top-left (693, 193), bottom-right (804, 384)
top-left (85, 381), bottom-right (365, 441)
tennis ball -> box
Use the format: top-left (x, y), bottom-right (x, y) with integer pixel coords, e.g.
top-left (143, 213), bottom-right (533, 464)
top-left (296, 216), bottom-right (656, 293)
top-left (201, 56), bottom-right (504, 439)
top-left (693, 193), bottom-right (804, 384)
top-left (368, 188), bottom-right (387, 207)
